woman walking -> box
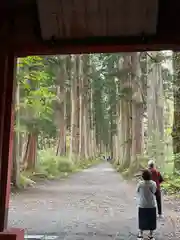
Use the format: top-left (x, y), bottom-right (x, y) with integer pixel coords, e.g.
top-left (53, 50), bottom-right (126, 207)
top-left (136, 169), bottom-right (157, 240)
top-left (148, 160), bottom-right (164, 218)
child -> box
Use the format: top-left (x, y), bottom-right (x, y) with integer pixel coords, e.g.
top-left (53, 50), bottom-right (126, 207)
top-left (136, 169), bottom-right (157, 240)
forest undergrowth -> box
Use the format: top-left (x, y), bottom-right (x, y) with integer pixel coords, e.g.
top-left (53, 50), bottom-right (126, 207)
top-left (12, 52), bottom-right (180, 195)
top-left (17, 149), bottom-right (102, 189)
top-left (112, 155), bottom-right (180, 196)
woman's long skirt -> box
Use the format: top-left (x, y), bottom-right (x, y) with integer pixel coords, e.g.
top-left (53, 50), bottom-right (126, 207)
top-left (138, 207), bottom-right (156, 231)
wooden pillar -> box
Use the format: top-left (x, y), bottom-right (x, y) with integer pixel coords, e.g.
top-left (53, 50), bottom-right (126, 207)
top-left (0, 52), bottom-right (15, 231)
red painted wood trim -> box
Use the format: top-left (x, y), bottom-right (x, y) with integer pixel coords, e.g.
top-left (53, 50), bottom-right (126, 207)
top-left (0, 53), bottom-right (15, 231)
top-left (0, 228), bottom-right (24, 240)
top-left (13, 38), bottom-right (180, 57)
top-left (5, 110), bottom-right (14, 208)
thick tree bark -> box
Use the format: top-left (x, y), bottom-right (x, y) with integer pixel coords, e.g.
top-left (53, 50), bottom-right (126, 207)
top-left (119, 54), bottom-right (132, 169)
top-left (78, 55), bottom-right (85, 159)
top-left (130, 53), bottom-right (144, 170)
top-left (119, 100), bottom-right (132, 168)
top-left (147, 52), bottom-right (164, 168)
top-left (69, 55), bottom-right (79, 162)
top-left (82, 55), bottom-right (91, 159)
top-left (172, 52), bottom-right (180, 172)
top-left (56, 57), bottom-right (67, 156)
top-left (89, 79), bottom-right (96, 158)
top-left (56, 104), bottom-right (66, 156)
top-left (23, 133), bottom-right (37, 170)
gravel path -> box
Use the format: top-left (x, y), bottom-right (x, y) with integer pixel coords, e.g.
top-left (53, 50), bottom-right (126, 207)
top-left (8, 162), bottom-right (180, 239)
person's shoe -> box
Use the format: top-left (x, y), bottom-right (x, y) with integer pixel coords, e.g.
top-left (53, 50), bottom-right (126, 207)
top-left (157, 214), bottom-right (164, 219)
top-left (148, 236), bottom-right (155, 240)
top-left (137, 232), bottom-right (143, 239)
top-left (137, 235), bottom-right (143, 240)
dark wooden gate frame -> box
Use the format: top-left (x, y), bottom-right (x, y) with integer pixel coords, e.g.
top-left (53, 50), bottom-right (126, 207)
top-left (0, 37), bottom-right (177, 240)
top-left (1, 1), bottom-right (180, 239)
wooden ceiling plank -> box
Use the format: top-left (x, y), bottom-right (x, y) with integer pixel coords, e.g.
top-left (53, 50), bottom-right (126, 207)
top-left (156, 0), bottom-right (179, 35)
top-left (71, 0), bottom-right (87, 38)
top-left (37, 0), bottom-right (61, 40)
top-left (56, 0), bottom-right (65, 38)
top-left (118, 0), bottom-right (141, 36)
top-left (98, 0), bottom-right (109, 36)
top-left (107, 0), bottom-right (124, 36)
top-left (37, 0), bottom-right (158, 40)
top-left (14, 0), bottom-right (180, 45)
top-left (59, 2), bottom-right (68, 39)
top-left (109, 0), bottom-right (158, 36)
top-left (60, 0), bottom-right (72, 38)
top-left (141, 0), bottom-right (158, 35)
top-left (85, 0), bottom-right (100, 36)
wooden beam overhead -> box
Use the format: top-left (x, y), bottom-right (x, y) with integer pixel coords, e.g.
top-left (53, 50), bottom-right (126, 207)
top-left (37, 0), bottom-right (159, 40)
top-left (2, 0), bottom-right (180, 55)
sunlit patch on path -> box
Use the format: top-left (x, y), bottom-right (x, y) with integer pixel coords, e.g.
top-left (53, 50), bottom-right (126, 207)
top-left (83, 167), bottom-right (115, 173)
top-left (25, 235), bottom-right (59, 240)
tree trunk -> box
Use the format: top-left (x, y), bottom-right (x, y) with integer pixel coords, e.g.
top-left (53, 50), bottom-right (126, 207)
top-left (56, 105), bottom-right (66, 156)
top-left (130, 52), bottom-right (144, 170)
top-left (23, 133), bottom-right (37, 170)
top-left (147, 52), bottom-right (164, 168)
top-left (89, 77), bottom-right (96, 158)
top-left (172, 52), bottom-right (180, 172)
top-left (119, 100), bottom-right (132, 168)
top-left (82, 55), bottom-right (91, 159)
top-left (56, 56), bottom-right (67, 156)
top-left (78, 55), bottom-right (85, 159)
top-left (119, 54), bottom-right (132, 169)
top-left (115, 86), bottom-right (121, 164)
top-left (69, 55), bottom-right (79, 162)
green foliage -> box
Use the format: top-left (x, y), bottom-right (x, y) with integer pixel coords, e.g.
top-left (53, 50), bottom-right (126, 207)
top-left (161, 174), bottom-right (180, 194)
top-left (37, 149), bottom-right (74, 177)
top-left (77, 157), bottom-right (102, 170)
top-left (113, 155), bottom-right (149, 180)
top-left (17, 56), bottom-right (57, 137)
top-left (19, 173), bottom-right (36, 189)
top-left (37, 149), bottom-right (102, 178)
top-left (15, 52), bottom-right (178, 196)
top-left (57, 158), bottom-right (74, 173)
top-left (113, 163), bottom-right (125, 173)
top-left (90, 53), bottom-right (121, 147)
top-left (15, 150), bottom-right (102, 189)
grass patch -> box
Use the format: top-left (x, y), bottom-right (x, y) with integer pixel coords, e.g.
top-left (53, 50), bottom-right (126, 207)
top-left (37, 149), bottom-right (75, 177)
top-left (163, 161), bottom-right (174, 175)
top-left (16, 149), bottom-right (102, 189)
top-left (112, 164), bottom-right (134, 180)
top-left (112, 155), bottom-right (149, 180)
top-left (111, 155), bottom-right (180, 195)
top-left (160, 160), bottom-right (178, 194)
top-left (161, 174), bottom-right (180, 194)
top-left (19, 173), bottom-right (36, 188)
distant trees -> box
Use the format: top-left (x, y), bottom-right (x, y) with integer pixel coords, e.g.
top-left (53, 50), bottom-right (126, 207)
top-left (12, 51), bottom-right (178, 187)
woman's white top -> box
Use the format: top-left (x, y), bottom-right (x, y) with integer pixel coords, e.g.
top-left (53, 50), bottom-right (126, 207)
top-left (136, 180), bottom-right (157, 208)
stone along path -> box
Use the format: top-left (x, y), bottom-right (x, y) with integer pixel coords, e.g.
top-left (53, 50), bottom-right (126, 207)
top-left (8, 162), bottom-right (180, 239)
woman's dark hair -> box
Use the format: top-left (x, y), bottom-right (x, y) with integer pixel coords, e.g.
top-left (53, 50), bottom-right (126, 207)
top-left (142, 169), bottom-right (152, 181)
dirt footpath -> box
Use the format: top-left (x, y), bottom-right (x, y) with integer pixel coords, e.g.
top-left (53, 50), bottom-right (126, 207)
top-left (8, 162), bottom-right (180, 240)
